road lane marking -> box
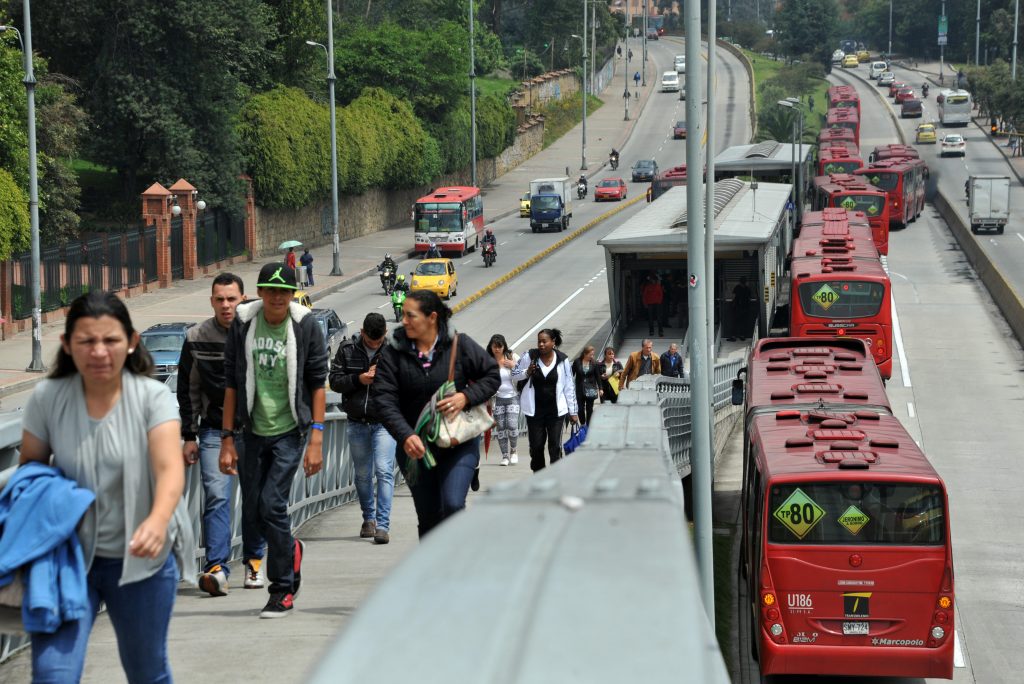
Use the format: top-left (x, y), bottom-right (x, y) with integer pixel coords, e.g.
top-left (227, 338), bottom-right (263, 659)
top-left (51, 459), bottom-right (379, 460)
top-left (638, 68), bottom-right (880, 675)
top-left (1017, 232), bottom-right (1024, 245)
top-left (376, 302), bottom-right (388, 309)
top-left (500, 241), bottom-right (508, 246)
top-left (511, 287), bottom-right (586, 350)
top-left (954, 629), bottom-right (965, 667)
top-left (907, 402), bottom-right (915, 418)
top-left (891, 291), bottom-right (912, 388)
top-left (346, 321), bottom-right (354, 326)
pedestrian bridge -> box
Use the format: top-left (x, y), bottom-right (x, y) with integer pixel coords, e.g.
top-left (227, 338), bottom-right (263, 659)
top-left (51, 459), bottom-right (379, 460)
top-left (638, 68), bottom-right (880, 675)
top-left (0, 367), bottom-right (740, 682)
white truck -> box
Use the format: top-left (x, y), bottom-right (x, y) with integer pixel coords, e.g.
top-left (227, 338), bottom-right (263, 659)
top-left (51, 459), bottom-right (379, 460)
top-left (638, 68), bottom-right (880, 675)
top-left (968, 175), bottom-right (1010, 235)
top-left (529, 177), bottom-right (574, 233)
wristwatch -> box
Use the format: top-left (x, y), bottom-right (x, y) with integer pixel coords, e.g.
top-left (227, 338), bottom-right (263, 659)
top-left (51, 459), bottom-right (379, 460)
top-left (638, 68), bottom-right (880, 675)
top-left (220, 429), bottom-right (236, 440)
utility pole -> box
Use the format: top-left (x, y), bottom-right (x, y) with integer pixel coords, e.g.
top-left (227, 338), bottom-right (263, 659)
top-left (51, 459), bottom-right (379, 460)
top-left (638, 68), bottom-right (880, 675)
top-left (975, 0), bottom-right (981, 65)
top-left (470, 0), bottom-right (478, 186)
top-left (1014, 0), bottom-right (1020, 80)
top-left (685, 0), bottom-right (714, 627)
top-left (624, 5), bottom-right (631, 121)
top-left (19, 0), bottom-right (44, 371)
top-left (591, 0), bottom-right (596, 94)
top-left (705, 0), bottom-right (718, 487)
top-left (940, 0), bottom-right (946, 85)
top-left (325, 1), bottom-right (342, 276)
top-left (642, 1), bottom-right (647, 86)
top-left (888, 0), bottom-right (893, 57)
top-left (581, 0), bottom-right (588, 171)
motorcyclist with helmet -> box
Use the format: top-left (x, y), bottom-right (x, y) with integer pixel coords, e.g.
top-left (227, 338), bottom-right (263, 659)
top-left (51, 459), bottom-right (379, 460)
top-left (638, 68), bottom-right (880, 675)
top-left (425, 241), bottom-right (442, 259)
top-left (390, 274), bottom-right (408, 321)
top-left (577, 174), bottom-right (588, 199)
top-left (482, 228), bottom-right (497, 265)
top-left (378, 252), bottom-right (397, 293)
top-left (609, 148), bottom-right (620, 169)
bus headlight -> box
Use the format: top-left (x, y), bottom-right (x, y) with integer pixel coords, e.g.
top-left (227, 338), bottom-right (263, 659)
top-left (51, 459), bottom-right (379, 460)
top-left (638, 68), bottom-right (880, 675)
top-left (770, 624), bottom-right (784, 636)
top-left (931, 626), bottom-right (946, 640)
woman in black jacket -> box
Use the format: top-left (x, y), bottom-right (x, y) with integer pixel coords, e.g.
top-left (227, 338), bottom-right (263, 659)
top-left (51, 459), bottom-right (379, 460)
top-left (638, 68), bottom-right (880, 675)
top-left (571, 345), bottom-right (602, 426)
top-left (373, 290), bottom-right (499, 537)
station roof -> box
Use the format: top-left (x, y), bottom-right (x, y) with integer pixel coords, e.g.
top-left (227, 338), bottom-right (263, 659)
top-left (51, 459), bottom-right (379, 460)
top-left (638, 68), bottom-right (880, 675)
top-left (597, 180), bottom-right (791, 254)
top-left (713, 140), bottom-right (813, 173)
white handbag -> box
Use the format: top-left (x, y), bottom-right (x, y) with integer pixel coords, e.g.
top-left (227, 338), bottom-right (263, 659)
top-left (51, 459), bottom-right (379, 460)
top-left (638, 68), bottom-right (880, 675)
top-left (434, 334), bottom-right (494, 448)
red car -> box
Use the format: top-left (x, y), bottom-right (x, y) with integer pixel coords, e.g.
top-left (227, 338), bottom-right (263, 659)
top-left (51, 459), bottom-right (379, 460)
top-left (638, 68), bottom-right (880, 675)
top-left (895, 87), bottom-right (915, 103)
top-left (673, 119), bottom-right (688, 139)
top-left (889, 81), bottom-right (907, 98)
top-left (594, 177), bottom-right (628, 201)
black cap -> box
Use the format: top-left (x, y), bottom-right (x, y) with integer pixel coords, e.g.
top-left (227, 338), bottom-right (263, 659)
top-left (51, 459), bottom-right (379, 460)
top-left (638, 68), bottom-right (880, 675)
top-left (257, 263), bottom-right (297, 290)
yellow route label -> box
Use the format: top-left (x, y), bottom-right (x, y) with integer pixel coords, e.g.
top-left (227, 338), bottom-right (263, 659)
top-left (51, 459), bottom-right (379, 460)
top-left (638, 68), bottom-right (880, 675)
top-left (811, 284), bottom-right (839, 310)
top-left (838, 505), bottom-right (870, 535)
top-left (840, 197), bottom-right (857, 210)
top-left (773, 488), bottom-right (826, 539)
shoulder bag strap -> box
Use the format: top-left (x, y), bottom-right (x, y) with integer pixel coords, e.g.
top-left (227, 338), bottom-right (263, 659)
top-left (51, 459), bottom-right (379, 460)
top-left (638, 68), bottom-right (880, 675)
top-left (447, 332), bottom-right (460, 383)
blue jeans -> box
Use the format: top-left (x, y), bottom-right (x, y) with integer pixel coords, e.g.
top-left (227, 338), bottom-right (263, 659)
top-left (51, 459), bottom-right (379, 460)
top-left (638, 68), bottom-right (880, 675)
top-left (240, 429), bottom-right (303, 594)
top-left (396, 437), bottom-right (479, 538)
top-left (31, 555), bottom-right (177, 684)
top-left (347, 421), bottom-right (396, 531)
top-left (198, 429), bottom-right (264, 574)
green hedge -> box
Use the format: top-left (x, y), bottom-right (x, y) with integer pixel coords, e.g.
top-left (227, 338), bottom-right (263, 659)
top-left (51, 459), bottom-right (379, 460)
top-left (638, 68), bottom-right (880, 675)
top-left (431, 93), bottom-right (517, 174)
top-left (0, 167), bottom-right (30, 260)
top-left (239, 86), bottom-right (443, 208)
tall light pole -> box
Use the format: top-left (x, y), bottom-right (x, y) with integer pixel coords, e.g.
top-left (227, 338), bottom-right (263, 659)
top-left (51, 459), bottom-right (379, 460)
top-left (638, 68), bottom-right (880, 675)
top-left (778, 98), bottom-right (804, 235)
top-left (306, 7), bottom-right (341, 276)
top-left (940, 0), bottom-right (946, 85)
top-left (591, 1), bottom-right (597, 95)
top-left (685, 0), bottom-right (714, 626)
top-left (1, 13), bottom-right (44, 371)
top-left (470, 0), bottom-right (479, 185)
top-left (975, 0), bottom-right (981, 65)
top-left (623, 6), bottom-right (631, 121)
top-left (888, 0), bottom-right (893, 57)
top-left (1014, 0), bottom-right (1020, 80)
top-left (572, 29), bottom-right (588, 171)
top-left (641, 1), bottom-right (648, 86)
top-left (705, 0), bottom-right (718, 464)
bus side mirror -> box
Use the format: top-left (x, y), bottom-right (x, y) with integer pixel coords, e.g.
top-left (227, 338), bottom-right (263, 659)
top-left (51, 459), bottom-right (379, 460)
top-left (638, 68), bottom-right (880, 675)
top-left (731, 378), bottom-right (746, 406)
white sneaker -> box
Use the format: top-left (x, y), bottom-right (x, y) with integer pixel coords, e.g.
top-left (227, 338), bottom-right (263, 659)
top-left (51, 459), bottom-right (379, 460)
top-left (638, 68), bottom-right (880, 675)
top-left (198, 566), bottom-right (228, 597)
top-left (509, 453), bottom-right (519, 465)
top-left (244, 558), bottom-right (265, 589)
top-left (500, 456), bottom-right (510, 466)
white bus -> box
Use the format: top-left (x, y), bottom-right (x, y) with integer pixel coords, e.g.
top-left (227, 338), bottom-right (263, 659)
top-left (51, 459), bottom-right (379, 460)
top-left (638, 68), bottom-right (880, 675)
top-left (937, 89), bottom-right (972, 126)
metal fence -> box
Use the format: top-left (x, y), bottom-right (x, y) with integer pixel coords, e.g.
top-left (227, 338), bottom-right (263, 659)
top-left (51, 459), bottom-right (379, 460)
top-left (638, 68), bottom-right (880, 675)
top-left (170, 216), bottom-right (184, 280)
top-left (196, 209), bottom-right (246, 268)
top-left (144, 226), bottom-right (158, 283)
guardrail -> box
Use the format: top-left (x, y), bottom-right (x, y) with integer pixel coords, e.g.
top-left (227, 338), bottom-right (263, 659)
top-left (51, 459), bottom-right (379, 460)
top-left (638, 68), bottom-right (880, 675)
top-left (306, 396), bottom-right (731, 684)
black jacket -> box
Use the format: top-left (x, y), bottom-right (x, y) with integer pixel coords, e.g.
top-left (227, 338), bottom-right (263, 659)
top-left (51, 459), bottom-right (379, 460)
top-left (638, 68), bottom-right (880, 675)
top-left (223, 300), bottom-right (328, 435)
top-left (178, 317), bottom-right (230, 440)
top-left (328, 334), bottom-right (385, 423)
top-left (373, 327), bottom-right (499, 448)
top-left (660, 351), bottom-right (685, 378)
top-left (571, 358), bottom-right (602, 400)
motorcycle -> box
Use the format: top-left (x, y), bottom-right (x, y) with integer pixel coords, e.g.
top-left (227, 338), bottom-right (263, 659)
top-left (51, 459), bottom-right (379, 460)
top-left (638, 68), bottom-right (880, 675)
top-left (482, 242), bottom-right (496, 267)
top-left (609, 153), bottom-right (619, 170)
top-left (922, 84), bottom-right (929, 99)
top-left (380, 267), bottom-right (395, 295)
top-left (390, 288), bottom-right (406, 322)
top-left (577, 182), bottom-right (587, 200)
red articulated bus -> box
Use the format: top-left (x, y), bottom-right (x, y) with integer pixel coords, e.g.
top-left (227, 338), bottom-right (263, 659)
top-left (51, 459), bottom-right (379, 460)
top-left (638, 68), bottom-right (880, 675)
top-left (817, 142), bottom-right (863, 176)
top-left (789, 251), bottom-right (893, 378)
top-left (826, 108), bottom-right (861, 147)
top-left (855, 158), bottom-right (928, 229)
top-left (412, 186), bottom-right (484, 256)
top-left (811, 175), bottom-right (890, 256)
top-left (650, 165), bottom-right (690, 201)
top-left (793, 219), bottom-right (880, 262)
top-left (869, 144), bottom-right (919, 163)
top-left (736, 339), bottom-right (954, 680)
top-left (828, 84), bottom-right (861, 117)
top-left (819, 127), bottom-right (857, 147)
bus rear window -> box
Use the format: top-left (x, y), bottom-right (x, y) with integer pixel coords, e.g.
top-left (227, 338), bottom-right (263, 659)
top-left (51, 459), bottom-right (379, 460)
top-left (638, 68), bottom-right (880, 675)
top-left (415, 203), bottom-right (463, 232)
top-left (768, 482), bottom-right (945, 545)
top-left (798, 280), bottom-right (885, 318)
top-left (836, 194), bottom-right (884, 217)
top-left (864, 172), bottom-right (898, 191)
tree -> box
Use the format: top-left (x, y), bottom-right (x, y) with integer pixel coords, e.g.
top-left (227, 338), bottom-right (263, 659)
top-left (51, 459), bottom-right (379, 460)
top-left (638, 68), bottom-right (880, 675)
top-left (0, 168), bottom-right (30, 260)
top-left (0, 40), bottom-right (29, 189)
top-left (777, 0), bottom-right (839, 65)
top-left (35, 77), bottom-right (87, 244)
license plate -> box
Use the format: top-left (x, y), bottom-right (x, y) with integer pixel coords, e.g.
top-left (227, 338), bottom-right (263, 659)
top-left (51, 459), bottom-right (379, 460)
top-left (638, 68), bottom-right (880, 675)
top-left (843, 621), bottom-right (869, 635)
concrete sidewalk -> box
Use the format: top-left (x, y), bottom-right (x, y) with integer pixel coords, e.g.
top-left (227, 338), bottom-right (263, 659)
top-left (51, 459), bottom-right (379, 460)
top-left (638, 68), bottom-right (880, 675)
top-left (0, 55), bottom-right (656, 401)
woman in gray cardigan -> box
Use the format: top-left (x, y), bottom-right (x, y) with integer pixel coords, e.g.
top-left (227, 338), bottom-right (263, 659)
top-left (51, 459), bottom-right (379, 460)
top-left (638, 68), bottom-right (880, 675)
top-left (20, 290), bottom-right (193, 683)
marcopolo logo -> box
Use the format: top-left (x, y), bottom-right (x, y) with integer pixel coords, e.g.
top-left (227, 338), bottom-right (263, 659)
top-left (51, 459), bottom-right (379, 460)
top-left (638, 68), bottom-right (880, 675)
top-left (872, 637), bottom-right (924, 647)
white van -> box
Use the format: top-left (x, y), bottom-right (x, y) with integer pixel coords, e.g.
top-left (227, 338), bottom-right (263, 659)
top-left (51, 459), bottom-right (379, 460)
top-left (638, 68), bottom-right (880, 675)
top-left (869, 61), bottom-right (888, 79)
top-left (661, 71), bottom-right (680, 92)
top-left (674, 55), bottom-right (686, 73)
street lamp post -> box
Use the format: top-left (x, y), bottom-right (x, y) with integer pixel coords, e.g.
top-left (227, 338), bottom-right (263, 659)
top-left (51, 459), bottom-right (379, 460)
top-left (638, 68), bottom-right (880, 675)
top-left (623, 6), bottom-right (631, 121)
top-left (1, 12), bottom-right (44, 372)
top-left (641, 1), bottom-right (647, 86)
top-left (305, 0), bottom-right (342, 276)
top-left (976, 0), bottom-right (981, 65)
top-left (572, 27), bottom-right (588, 171)
top-left (777, 98), bottom-right (804, 234)
top-left (888, 0), bottom-right (893, 57)
top-left (1014, 0), bottom-right (1020, 81)
top-left (469, 0), bottom-right (478, 185)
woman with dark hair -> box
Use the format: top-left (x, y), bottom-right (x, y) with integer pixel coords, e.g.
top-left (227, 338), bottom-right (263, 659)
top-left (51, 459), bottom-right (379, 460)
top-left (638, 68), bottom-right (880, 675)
top-left (373, 290), bottom-right (500, 537)
top-left (487, 334), bottom-right (520, 466)
top-left (512, 328), bottom-right (579, 472)
top-left (571, 345), bottom-right (602, 426)
top-left (599, 346), bottom-right (624, 404)
top-left (19, 290), bottom-right (194, 682)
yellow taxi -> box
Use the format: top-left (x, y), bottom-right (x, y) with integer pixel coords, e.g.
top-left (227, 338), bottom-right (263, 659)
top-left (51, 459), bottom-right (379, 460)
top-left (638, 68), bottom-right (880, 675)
top-left (293, 291), bottom-right (312, 308)
top-left (410, 258), bottom-right (458, 299)
top-left (856, 49), bottom-right (871, 63)
top-left (843, 54), bottom-right (859, 68)
top-left (519, 191), bottom-right (531, 217)
top-left (915, 123), bottom-right (937, 144)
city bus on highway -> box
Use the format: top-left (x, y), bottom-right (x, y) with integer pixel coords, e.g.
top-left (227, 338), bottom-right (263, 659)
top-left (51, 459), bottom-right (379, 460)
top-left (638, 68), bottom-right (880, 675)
top-left (817, 143), bottom-right (863, 176)
top-left (793, 217), bottom-right (880, 262)
top-left (650, 165), bottom-right (691, 201)
top-left (819, 127), bottom-right (857, 147)
top-left (789, 252), bottom-right (893, 378)
top-left (856, 157), bottom-right (928, 229)
top-left (937, 89), bottom-right (972, 126)
top-left (736, 339), bottom-right (954, 679)
top-left (868, 144), bottom-right (919, 163)
top-left (811, 175), bottom-right (890, 255)
top-left (828, 84), bottom-right (861, 117)
top-left (412, 186), bottom-right (484, 257)
top-left (826, 108), bottom-right (861, 146)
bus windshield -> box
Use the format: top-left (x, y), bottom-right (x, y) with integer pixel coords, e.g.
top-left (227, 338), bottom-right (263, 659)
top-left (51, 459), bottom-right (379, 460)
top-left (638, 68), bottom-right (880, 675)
top-left (768, 482), bottom-right (946, 545)
top-left (822, 160), bottom-right (861, 174)
top-left (864, 172), bottom-right (899, 191)
top-left (836, 194), bottom-right (884, 216)
top-left (415, 203), bottom-right (463, 232)
top-left (798, 280), bottom-right (885, 318)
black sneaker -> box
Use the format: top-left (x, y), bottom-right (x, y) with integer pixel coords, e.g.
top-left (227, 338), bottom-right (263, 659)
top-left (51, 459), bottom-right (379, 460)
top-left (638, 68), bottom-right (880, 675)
top-left (471, 468), bottom-right (480, 492)
top-left (259, 592), bottom-right (294, 619)
top-left (292, 539), bottom-right (305, 598)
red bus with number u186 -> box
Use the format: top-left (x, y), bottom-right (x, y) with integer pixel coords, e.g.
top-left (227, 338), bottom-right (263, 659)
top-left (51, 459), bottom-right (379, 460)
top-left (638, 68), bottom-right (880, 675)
top-left (734, 338), bottom-right (955, 680)
top-left (412, 186), bottom-right (484, 257)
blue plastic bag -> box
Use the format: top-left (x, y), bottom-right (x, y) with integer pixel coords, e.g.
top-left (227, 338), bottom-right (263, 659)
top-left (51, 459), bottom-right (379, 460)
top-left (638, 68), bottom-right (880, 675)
top-left (563, 424), bottom-right (588, 455)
